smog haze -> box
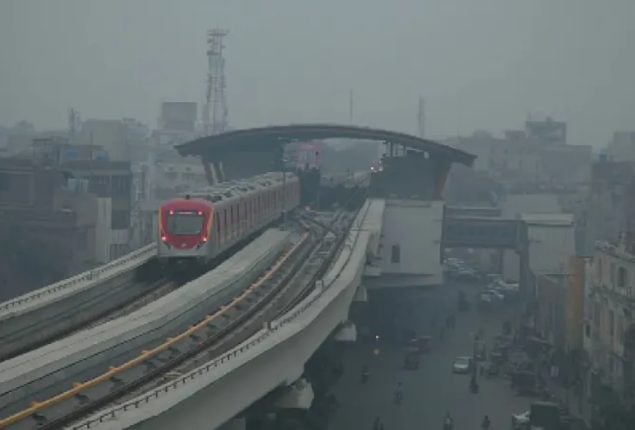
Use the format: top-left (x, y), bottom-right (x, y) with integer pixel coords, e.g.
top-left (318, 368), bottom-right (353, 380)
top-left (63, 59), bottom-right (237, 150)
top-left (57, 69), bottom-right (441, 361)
top-left (1, 0), bottom-right (634, 146)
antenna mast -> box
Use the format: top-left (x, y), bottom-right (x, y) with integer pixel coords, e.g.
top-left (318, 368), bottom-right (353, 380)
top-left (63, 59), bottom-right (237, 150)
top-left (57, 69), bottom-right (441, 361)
top-left (204, 29), bottom-right (229, 135)
top-left (68, 107), bottom-right (81, 143)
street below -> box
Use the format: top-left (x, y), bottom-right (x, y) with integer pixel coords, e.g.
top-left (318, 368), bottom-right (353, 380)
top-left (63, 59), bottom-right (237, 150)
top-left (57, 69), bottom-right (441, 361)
top-left (329, 281), bottom-right (532, 430)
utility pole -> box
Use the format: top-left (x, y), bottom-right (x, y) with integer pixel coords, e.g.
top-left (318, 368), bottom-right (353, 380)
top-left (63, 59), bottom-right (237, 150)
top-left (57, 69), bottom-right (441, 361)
top-left (349, 90), bottom-right (354, 124)
top-left (203, 29), bottom-right (229, 135)
top-left (280, 147), bottom-right (287, 227)
top-left (417, 96), bottom-right (425, 138)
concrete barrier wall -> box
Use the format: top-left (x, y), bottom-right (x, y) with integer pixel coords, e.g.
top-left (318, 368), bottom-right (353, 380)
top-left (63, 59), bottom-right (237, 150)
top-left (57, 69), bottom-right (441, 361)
top-left (0, 244), bottom-right (158, 360)
top-left (71, 200), bottom-right (384, 430)
top-left (0, 230), bottom-right (291, 418)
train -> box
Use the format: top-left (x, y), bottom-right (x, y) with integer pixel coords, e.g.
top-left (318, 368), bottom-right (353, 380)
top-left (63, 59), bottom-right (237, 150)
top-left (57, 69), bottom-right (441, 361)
top-left (158, 172), bottom-right (300, 264)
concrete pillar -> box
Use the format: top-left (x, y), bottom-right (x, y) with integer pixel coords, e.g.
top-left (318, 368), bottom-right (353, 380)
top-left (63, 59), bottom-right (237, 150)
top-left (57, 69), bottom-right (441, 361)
top-left (215, 161), bottom-right (225, 183)
top-left (274, 379), bottom-right (314, 410)
top-left (353, 285), bottom-right (368, 302)
top-left (334, 321), bottom-right (357, 342)
top-left (201, 158), bottom-right (218, 185)
top-left (218, 417), bottom-right (246, 430)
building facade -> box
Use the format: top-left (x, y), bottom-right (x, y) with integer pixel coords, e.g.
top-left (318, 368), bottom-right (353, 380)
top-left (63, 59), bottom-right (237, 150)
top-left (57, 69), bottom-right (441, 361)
top-left (582, 160), bottom-right (635, 255)
top-left (61, 160), bottom-right (133, 262)
top-left (0, 158), bottom-right (100, 300)
top-left (587, 239), bottom-right (635, 398)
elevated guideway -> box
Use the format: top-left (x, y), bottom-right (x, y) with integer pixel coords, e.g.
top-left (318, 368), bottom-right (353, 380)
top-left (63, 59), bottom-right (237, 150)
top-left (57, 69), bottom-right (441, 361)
top-left (63, 199), bottom-right (384, 430)
top-left (0, 229), bottom-right (293, 424)
top-left (0, 245), bottom-right (159, 360)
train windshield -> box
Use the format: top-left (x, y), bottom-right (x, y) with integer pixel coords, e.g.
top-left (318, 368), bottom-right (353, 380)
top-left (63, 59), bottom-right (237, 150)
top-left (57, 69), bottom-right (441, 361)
top-left (166, 212), bottom-right (204, 236)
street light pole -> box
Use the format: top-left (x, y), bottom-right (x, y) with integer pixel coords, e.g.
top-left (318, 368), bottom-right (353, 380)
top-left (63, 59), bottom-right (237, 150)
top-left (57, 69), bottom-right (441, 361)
top-left (281, 152), bottom-right (287, 227)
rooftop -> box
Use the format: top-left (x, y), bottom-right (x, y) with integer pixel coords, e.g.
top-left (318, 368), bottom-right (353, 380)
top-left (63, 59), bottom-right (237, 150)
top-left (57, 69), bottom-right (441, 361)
top-left (176, 124), bottom-right (476, 167)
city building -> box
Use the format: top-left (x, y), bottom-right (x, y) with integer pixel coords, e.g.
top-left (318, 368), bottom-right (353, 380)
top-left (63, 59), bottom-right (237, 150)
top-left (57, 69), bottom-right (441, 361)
top-left (61, 160), bottom-right (133, 262)
top-left (77, 119), bottom-right (148, 162)
top-left (32, 135), bottom-right (106, 165)
top-left (446, 120), bottom-right (591, 193)
top-left (535, 256), bottom-right (587, 352)
top-left (606, 131), bottom-right (635, 163)
top-left (525, 117), bottom-right (567, 145)
top-left (160, 102), bottom-right (198, 132)
top-left (582, 160), bottom-right (635, 255)
top-left (501, 208), bottom-right (575, 282)
top-left (586, 238), bottom-right (635, 400)
top-left (0, 158), bottom-right (101, 300)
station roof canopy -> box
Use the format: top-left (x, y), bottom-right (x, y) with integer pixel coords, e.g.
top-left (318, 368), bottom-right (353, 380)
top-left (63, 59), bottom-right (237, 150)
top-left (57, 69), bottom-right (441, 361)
top-left (176, 124), bottom-right (475, 166)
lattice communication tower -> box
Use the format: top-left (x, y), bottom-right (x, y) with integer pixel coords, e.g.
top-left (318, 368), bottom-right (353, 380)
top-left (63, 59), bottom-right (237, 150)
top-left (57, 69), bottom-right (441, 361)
top-left (204, 29), bottom-right (229, 135)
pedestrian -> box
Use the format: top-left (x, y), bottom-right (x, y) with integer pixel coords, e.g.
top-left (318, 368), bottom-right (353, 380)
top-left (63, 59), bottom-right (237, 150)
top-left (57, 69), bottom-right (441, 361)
top-left (372, 417), bottom-right (383, 430)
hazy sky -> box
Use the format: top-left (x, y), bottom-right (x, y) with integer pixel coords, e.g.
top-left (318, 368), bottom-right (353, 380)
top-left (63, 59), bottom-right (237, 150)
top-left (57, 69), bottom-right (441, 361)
top-left (1, 0), bottom-right (633, 146)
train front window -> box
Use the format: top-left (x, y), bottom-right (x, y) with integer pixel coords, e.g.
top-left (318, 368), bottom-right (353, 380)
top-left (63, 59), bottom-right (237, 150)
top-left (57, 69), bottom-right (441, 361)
top-left (166, 212), bottom-right (204, 236)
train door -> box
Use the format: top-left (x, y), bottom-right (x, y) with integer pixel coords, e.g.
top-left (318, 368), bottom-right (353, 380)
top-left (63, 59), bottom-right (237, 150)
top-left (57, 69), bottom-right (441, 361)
top-left (215, 215), bottom-right (221, 250)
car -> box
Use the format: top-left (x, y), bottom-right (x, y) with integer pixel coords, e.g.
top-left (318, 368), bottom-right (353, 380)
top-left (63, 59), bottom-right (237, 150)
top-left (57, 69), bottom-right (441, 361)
top-left (479, 292), bottom-right (494, 304)
top-left (451, 268), bottom-right (480, 282)
top-left (452, 356), bottom-right (473, 374)
top-left (496, 279), bottom-right (520, 290)
top-left (482, 289), bottom-right (505, 302)
top-left (511, 410), bottom-right (530, 429)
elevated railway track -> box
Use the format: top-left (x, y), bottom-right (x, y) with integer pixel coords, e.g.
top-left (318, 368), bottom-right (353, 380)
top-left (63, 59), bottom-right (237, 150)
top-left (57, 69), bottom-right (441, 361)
top-left (0, 208), bottom-right (358, 429)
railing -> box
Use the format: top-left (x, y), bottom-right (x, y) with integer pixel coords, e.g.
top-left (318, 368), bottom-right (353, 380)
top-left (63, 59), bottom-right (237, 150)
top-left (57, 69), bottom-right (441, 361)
top-left (70, 202), bottom-right (373, 429)
top-left (0, 244), bottom-right (157, 314)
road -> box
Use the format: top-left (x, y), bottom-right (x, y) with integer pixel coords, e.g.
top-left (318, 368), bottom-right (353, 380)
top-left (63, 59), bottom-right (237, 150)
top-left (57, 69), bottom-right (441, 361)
top-left (329, 281), bottom-right (532, 430)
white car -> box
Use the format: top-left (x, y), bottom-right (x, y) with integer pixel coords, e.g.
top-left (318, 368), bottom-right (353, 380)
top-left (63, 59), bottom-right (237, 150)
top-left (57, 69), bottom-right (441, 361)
top-left (511, 410), bottom-right (530, 429)
top-left (483, 289), bottom-right (505, 302)
top-left (495, 279), bottom-right (520, 291)
top-left (452, 356), bottom-right (473, 374)
top-left (479, 292), bottom-right (494, 303)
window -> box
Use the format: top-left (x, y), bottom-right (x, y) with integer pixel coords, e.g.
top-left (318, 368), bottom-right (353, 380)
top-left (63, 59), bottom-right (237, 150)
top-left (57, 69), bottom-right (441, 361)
top-left (585, 324), bottom-right (591, 338)
top-left (111, 210), bottom-right (130, 229)
top-left (166, 213), bottom-right (204, 236)
top-left (76, 230), bottom-right (88, 249)
top-left (618, 267), bottom-right (628, 289)
top-left (0, 172), bottom-right (8, 191)
top-left (610, 262), bottom-right (616, 285)
top-left (593, 302), bottom-right (601, 327)
top-left (391, 245), bottom-right (400, 263)
top-left (609, 310), bottom-right (615, 337)
top-left (596, 257), bottom-right (603, 281)
top-left (111, 175), bottom-right (130, 196)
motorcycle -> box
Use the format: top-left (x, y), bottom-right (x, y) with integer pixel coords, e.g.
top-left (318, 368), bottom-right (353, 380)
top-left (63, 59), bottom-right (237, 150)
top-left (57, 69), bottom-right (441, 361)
top-left (361, 368), bottom-right (370, 384)
top-left (470, 377), bottom-right (479, 394)
top-left (443, 416), bottom-right (454, 430)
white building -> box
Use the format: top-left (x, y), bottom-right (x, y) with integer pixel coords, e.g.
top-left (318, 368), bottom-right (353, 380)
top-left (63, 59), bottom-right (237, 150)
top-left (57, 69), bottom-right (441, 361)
top-left (364, 199), bottom-right (444, 288)
top-left (503, 213), bottom-right (575, 281)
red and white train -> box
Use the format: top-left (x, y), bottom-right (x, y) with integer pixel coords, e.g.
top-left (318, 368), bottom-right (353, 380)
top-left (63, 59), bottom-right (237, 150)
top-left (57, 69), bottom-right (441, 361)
top-left (158, 172), bottom-right (300, 264)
